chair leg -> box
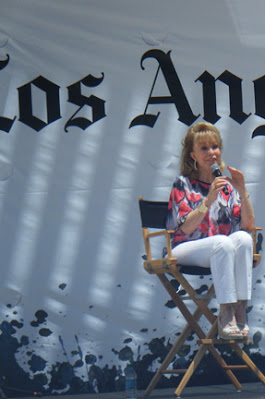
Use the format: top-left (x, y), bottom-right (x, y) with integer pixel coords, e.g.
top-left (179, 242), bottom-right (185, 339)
top-left (145, 273), bottom-right (212, 396)
top-left (157, 274), bottom-right (211, 338)
top-left (174, 320), bottom-right (243, 397)
top-left (145, 274), bottom-right (242, 397)
top-left (231, 342), bottom-right (265, 385)
top-left (200, 321), bottom-right (243, 391)
top-left (174, 344), bottom-right (208, 397)
top-left (144, 305), bottom-right (204, 396)
top-left (167, 270), bottom-right (244, 391)
top-left (171, 269), bottom-right (216, 324)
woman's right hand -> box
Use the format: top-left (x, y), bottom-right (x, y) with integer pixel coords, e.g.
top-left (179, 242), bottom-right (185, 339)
top-left (205, 177), bottom-right (228, 207)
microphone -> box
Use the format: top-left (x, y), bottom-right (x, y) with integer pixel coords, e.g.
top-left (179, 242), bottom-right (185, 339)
top-left (210, 164), bottom-right (229, 195)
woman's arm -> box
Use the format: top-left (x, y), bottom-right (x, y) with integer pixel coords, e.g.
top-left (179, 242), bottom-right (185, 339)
top-left (239, 193), bottom-right (255, 230)
top-left (226, 166), bottom-right (255, 230)
top-left (180, 176), bottom-right (227, 235)
top-left (179, 200), bottom-right (208, 235)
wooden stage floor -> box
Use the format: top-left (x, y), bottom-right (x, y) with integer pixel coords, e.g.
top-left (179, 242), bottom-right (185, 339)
top-left (19, 382), bottom-right (265, 399)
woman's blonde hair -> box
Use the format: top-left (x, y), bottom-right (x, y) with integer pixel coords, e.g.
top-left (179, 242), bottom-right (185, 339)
top-left (180, 121), bottom-right (225, 178)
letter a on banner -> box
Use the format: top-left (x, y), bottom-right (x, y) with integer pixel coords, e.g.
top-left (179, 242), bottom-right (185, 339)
top-left (130, 49), bottom-right (199, 128)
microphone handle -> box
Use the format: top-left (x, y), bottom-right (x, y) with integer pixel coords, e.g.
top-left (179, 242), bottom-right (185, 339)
top-left (213, 170), bottom-right (229, 195)
top-left (222, 185), bottom-right (229, 195)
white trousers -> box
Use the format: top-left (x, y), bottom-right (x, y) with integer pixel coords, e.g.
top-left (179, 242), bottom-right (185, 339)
top-left (171, 231), bottom-right (253, 304)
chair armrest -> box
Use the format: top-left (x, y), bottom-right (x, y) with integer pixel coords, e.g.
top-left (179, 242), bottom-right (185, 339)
top-left (243, 227), bottom-right (262, 268)
top-left (142, 228), bottom-right (174, 262)
top-left (244, 227), bottom-right (262, 232)
top-left (146, 229), bottom-right (174, 238)
top-left (144, 257), bottom-right (178, 274)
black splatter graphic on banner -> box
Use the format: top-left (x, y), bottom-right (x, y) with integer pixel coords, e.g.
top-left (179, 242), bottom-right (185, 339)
top-left (0, 304), bottom-right (265, 397)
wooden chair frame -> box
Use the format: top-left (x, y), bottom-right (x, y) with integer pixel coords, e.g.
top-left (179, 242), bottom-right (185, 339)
top-left (139, 197), bottom-right (265, 397)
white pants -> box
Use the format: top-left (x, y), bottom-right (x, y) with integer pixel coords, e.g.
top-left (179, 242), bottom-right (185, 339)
top-left (171, 231), bottom-right (253, 304)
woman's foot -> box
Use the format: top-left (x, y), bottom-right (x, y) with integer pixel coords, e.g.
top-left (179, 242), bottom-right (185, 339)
top-left (237, 323), bottom-right (249, 336)
top-left (218, 304), bottom-right (242, 340)
top-left (218, 315), bottom-right (242, 339)
top-left (235, 300), bottom-right (249, 336)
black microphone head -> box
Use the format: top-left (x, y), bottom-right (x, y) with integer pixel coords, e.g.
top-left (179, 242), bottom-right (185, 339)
top-left (211, 163), bottom-right (222, 177)
top-left (211, 163), bottom-right (229, 194)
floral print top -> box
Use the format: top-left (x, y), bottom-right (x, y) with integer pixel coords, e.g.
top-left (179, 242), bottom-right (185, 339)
top-left (166, 176), bottom-right (241, 248)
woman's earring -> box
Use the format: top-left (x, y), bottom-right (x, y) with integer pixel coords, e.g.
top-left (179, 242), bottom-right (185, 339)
top-left (194, 159), bottom-right (197, 170)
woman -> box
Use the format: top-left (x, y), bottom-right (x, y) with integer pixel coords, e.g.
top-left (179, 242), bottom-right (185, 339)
top-left (166, 121), bottom-right (255, 339)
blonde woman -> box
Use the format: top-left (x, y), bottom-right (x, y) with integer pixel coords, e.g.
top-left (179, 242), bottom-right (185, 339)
top-left (166, 122), bottom-right (254, 339)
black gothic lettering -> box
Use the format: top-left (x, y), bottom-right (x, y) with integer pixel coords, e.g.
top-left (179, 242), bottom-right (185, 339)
top-left (0, 50), bottom-right (264, 137)
top-left (252, 125), bottom-right (265, 138)
top-left (253, 75), bottom-right (265, 119)
top-left (0, 54), bottom-right (9, 71)
top-left (217, 70), bottom-right (250, 124)
top-left (196, 71), bottom-right (220, 124)
top-left (0, 116), bottom-right (16, 133)
top-left (65, 73), bottom-right (106, 132)
top-left (129, 49), bottom-right (199, 128)
top-left (0, 54), bottom-right (16, 133)
top-left (252, 76), bottom-right (265, 138)
top-left (18, 76), bottom-right (61, 132)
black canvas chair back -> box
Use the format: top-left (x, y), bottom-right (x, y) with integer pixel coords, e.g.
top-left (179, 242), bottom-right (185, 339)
top-left (139, 199), bottom-right (168, 229)
top-left (139, 198), bottom-right (211, 276)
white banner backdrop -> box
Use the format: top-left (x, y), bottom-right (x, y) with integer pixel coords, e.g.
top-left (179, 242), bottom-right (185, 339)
top-left (0, 0), bottom-right (264, 394)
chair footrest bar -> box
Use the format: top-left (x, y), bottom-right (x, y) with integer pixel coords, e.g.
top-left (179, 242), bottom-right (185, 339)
top-left (178, 294), bottom-right (216, 301)
top-left (195, 294), bottom-right (216, 300)
top-left (222, 365), bottom-right (249, 370)
top-left (197, 338), bottom-right (251, 344)
top-left (161, 369), bottom-right (187, 375)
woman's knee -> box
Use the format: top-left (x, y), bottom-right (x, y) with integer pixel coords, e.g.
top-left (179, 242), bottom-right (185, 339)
top-left (212, 235), bottom-right (234, 256)
top-left (239, 230), bottom-right (253, 247)
top-left (231, 230), bottom-right (253, 250)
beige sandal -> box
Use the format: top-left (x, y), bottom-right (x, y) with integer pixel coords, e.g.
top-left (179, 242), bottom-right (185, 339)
top-left (237, 323), bottom-right (249, 336)
top-left (218, 315), bottom-right (242, 340)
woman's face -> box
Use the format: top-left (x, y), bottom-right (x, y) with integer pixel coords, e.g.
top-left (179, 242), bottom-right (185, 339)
top-left (190, 138), bottom-right (221, 175)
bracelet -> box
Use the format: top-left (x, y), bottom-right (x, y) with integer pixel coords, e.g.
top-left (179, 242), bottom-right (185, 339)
top-left (197, 200), bottom-right (208, 214)
top-left (239, 192), bottom-right (250, 203)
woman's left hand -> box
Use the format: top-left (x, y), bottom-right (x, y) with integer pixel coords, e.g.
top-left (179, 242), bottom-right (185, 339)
top-left (226, 166), bottom-right (254, 229)
top-left (226, 166), bottom-right (247, 197)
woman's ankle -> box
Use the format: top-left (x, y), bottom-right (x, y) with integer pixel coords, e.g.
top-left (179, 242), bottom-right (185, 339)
top-left (219, 303), bottom-right (237, 328)
top-left (235, 300), bottom-right (247, 325)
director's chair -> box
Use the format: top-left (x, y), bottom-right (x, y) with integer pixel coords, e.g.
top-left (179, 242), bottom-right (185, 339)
top-left (138, 197), bottom-right (265, 397)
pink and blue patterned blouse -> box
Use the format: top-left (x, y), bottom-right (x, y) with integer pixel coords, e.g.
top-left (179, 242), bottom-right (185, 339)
top-left (166, 176), bottom-right (241, 248)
